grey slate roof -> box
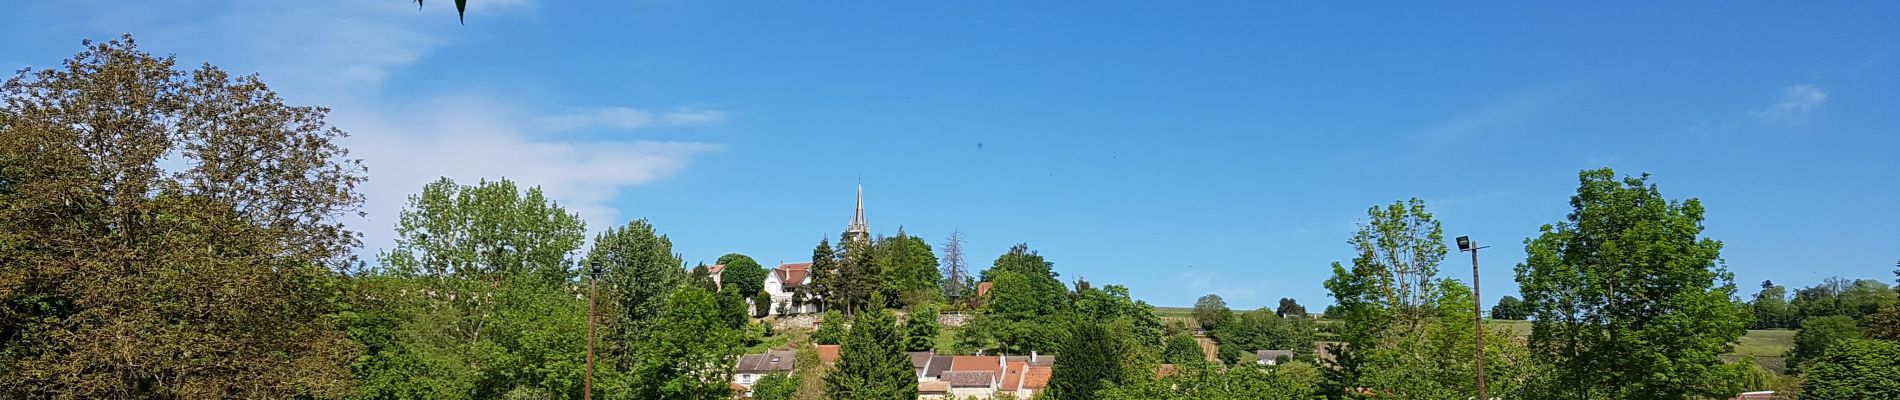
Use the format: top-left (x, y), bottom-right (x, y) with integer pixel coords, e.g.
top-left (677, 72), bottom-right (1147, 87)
top-left (735, 350), bottom-right (798, 374)
top-left (925, 355), bottom-right (953, 379)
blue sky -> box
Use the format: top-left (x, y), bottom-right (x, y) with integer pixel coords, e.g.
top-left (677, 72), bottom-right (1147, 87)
top-left (4, 1), bottom-right (1896, 309)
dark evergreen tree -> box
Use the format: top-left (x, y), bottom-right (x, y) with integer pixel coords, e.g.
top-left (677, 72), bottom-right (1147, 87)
top-left (806, 238), bottom-right (837, 312)
top-left (1048, 323), bottom-right (1129, 400)
top-left (824, 307), bottom-right (917, 400)
top-left (1276, 298), bottom-right (1307, 318)
top-left (813, 310), bottom-right (847, 345)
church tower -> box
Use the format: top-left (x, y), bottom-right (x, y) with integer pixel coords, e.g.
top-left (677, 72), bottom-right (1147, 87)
top-left (846, 184), bottom-right (870, 242)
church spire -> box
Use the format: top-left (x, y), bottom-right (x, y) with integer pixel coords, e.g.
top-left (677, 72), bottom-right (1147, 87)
top-left (847, 184), bottom-right (870, 242)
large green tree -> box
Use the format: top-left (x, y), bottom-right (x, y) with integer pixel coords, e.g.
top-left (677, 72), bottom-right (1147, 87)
top-left (824, 307), bottom-right (917, 400)
top-left (717, 253), bottom-right (768, 297)
top-left (904, 302), bottom-right (941, 352)
top-left (1751, 284), bottom-right (1795, 329)
top-left (958, 244), bottom-right (1073, 354)
top-left (361, 177), bottom-right (593, 399)
top-left (586, 219), bottom-right (684, 368)
top-left (1276, 298), bottom-right (1307, 318)
top-left (1193, 294), bottom-right (1233, 331)
top-left (805, 238), bottom-right (839, 313)
top-left (634, 286), bottom-right (745, 399)
top-left (1515, 168), bottom-right (1748, 399)
top-left (1048, 323), bottom-right (1130, 400)
top-left (1788, 315), bottom-right (1862, 372)
top-left (0, 35), bottom-right (362, 398)
top-left (875, 228), bottom-right (941, 307)
top-left (1490, 295), bottom-right (1529, 320)
top-left (1320, 198), bottom-right (1448, 397)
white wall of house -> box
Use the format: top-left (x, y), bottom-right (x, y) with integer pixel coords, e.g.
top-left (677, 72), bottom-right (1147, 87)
top-left (763, 268), bottom-right (820, 316)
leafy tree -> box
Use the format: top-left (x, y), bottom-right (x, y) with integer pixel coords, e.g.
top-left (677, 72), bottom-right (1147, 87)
top-left (1320, 198), bottom-right (1448, 397)
top-left (1276, 298), bottom-right (1307, 318)
top-left (689, 263), bottom-right (718, 292)
top-left (813, 310), bottom-right (847, 345)
top-left (1515, 168), bottom-right (1748, 399)
top-left (1162, 333), bottom-right (1207, 365)
top-left (1788, 315), bottom-right (1862, 372)
top-left (717, 253), bottom-right (768, 297)
top-left (0, 35), bottom-right (364, 398)
top-left (752, 373), bottom-right (799, 400)
top-left (586, 219), bottom-right (684, 368)
top-left (1490, 295), bottom-right (1529, 320)
top-left (1751, 284), bottom-right (1795, 329)
top-left (1802, 339), bottom-right (1900, 399)
top-left (1355, 279), bottom-right (1546, 400)
top-left (1211, 308), bottom-right (1311, 365)
top-left (1793, 277), bottom-right (1897, 324)
top-left (824, 308), bottom-right (917, 400)
top-left (1074, 283), bottom-right (1167, 351)
top-left (634, 286), bottom-right (744, 399)
top-left (904, 302), bottom-right (941, 352)
top-left (1049, 323), bottom-right (1129, 400)
top-left (1193, 294), bottom-right (1232, 331)
top-left (876, 228), bottom-right (942, 306)
top-left (362, 177), bottom-right (594, 399)
top-left (1095, 361), bottom-right (1323, 400)
top-left (754, 291), bottom-right (774, 318)
top-left (959, 244), bottom-right (1073, 354)
top-left (717, 290), bottom-right (749, 329)
top-left (1865, 303), bottom-right (1900, 341)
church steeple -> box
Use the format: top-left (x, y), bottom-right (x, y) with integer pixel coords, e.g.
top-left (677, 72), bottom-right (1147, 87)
top-left (847, 184), bottom-right (870, 242)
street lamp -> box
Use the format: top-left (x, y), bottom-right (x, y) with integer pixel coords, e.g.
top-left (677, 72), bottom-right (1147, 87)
top-left (1457, 236), bottom-right (1489, 400)
top-left (586, 261), bottom-right (602, 400)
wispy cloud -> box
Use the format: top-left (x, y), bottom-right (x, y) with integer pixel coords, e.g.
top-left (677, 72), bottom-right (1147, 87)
top-left (1414, 83), bottom-right (1572, 142)
top-left (1749, 84), bottom-right (1828, 127)
top-left (542, 106), bottom-right (729, 132)
top-left (38, 0), bottom-right (724, 255)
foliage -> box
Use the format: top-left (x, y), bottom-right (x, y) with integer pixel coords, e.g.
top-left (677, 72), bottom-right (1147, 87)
top-left (904, 303), bottom-right (941, 352)
top-left (357, 177), bottom-right (596, 399)
top-left (717, 253), bottom-right (768, 297)
top-left (1277, 298), bottom-right (1307, 318)
top-left (633, 286), bottom-right (744, 400)
top-left (1751, 284), bottom-right (1796, 329)
top-left (1515, 168), bottom-right (1748, 399)
top-left (1048, 323), bottom-right (1130, 400)
top-left (586, 219), bottom-right (684, 368)
top-left (1865, 303), bottom-right (1900, 341)
top-left (1354, 279), bottom-right (1546, 400)
top-left (1801, 339), bottom-right (1900, 400)
top-left (824, 308), bottom-right (917, 400)
top-left (1095, 362), bottom-right (1323, 400)
top-left (1490, 295), bottom-right (1530, 320)
top-left (1074, 283), bottom-right (1167, 351)
top-left (1321, 198), bottom-right (1448, 397)
top-left (1792, 277), bottom-right (1897, 325)
top-left (1210, 308), bottom-right (1312, 365)
top-left (1193, 294), bottom-right (1232, 331)
top-left (752, 373), bottom-right (799, 400)
top-left (961, 270), bottom-right (1069, 354)
top-left (876, 228), bottom-right (942, 306)
top-left (1788, 315), bottom-right (1862, 372)
top-left (814, 310), bottom-right (848, 345)
top-left (689, 263), bottom-right (718, 292)
top-left (755, 291), bottom-right (774, 318)
top-left (832, 236), bottom-right (881, 315)
top-left (1162, 333), bottom-right (1207, 365)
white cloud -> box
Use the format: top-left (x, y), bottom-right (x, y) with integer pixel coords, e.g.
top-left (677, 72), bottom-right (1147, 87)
top-left (33, 0), bottom-right (725, 256)
top-left (1750, 84), bottom-right (1828, 127)
top-left (1414, 83), bottom-right (1571, 142)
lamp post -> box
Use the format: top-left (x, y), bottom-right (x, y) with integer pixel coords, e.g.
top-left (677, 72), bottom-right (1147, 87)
top-left (1456, 236), bottom-right (1488, 400)
top-left (586, 262), bottom-right (601, 400)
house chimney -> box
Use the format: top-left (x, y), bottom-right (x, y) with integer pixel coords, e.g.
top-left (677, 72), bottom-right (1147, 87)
top-left (1031, 351), bottom-right (1038, 363)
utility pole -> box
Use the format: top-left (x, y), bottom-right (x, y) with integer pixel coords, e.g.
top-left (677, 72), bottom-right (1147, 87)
top-left (586, 262), bottom-right (601, 400)
top-left (1456, 236), bottom-right (1488, 400)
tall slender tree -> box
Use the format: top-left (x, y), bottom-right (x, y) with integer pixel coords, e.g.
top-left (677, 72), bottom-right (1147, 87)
top-left (824, 307), bottom-right (917, 400)
top-left (941, 230), bottom-right (969, 303)
top-left (587, 219), bottom-right (684, 364)
top-left (806, 238), bottom-right (838, 312)
top-left (1515, 169), bottom-right (1747, 399)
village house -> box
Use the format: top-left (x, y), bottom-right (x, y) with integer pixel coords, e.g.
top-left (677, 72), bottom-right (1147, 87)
top-left (911, 353), bottom-right (1052, 399)
top-left (763, 262), bottom-right (818, 315)
top-left (731, 350), bottom-right (797, 397)
top-left (1255, 349), bottom-right (1295, 366)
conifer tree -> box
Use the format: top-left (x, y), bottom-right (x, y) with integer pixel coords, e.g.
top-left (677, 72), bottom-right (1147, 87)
top-left (905, 303), bottom-right (941, 352)
top-left (1049, 323), bottom-right (1129, 400)
top-left (824, 307), bottom-right (917, 400)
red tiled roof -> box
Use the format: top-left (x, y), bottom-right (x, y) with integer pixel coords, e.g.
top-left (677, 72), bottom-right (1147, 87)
top-left (977, 281), bottom-right (993, 297)
top-left (1155, 364), bottom-right (1178, 378)
top-left (707, 264), bottom-right (727, 274)
top-left (815, 345), bottom-right (841, 365)
top-left (776, 262), bottom-right (812, 287)
top-left (999, 361), bottom-right (1027, 391)
top-left (1021, 365), bottom-right (1052, 390)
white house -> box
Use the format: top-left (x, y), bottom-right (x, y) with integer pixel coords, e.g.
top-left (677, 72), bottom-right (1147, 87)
top-left (764, 262), bottom-right (820, 315)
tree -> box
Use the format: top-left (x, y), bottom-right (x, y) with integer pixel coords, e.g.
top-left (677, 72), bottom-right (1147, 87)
top-left (754, 291), bottom-right (774, 318)
top-left (1490, 295), bottom-right (1528, 320)
top-left (1515, 168), bottom-right (1748, 399)
top-left (875, 228), bottom-right (941, 307)
top-left (1094, 362), bottom-right (1323, 400)
top-left (362, 177), bottom-right (593, 398)
top-left (1073, 284), bottom-right (1167, 351)
top-left (1792, 277), bottom-right (1897, 324)
top-left (1193, 294), bottom-right (1232, 331)
top-left (824, 308), bottom-right (917, 400)
top-left (833, 236), bottom-right (880, 315)
top-left (1162, 333), bottom-right (1207, 365)
top-left (587, 219), bottom-right (685, 366)
top-left (904, 303), bottom-right (941, 352)
top-left (635, 286), bottom-right (744, 399)
top-left (813, 310), bottom-right (847, 345)
top-left (717, 253), bottom-right (768, 298)
top-left (0, 35), bottom-right (365, 397)
top-left (1049, 323), bottom-right (1129, 400)
top-left (1276, 298), bottom-right (1307, 318)
top-left (751, 373), bottom-right (799, 400)
top-left (959, 244), bottom-right (1073, 354)
top-left (1751, 284), bottom-right (1795, 329)
top-left (1350, 198), bottom-right (1449, 315)
top-left (1865, 303), bottom-right (1900, 341)
top-left (806, 238), bottom-right (838, 312)
top-left (689, 263), bottom-right (718, 292)
top-left (1801, 339), bottom-right (1900, 399)
top-left (1788, 315), bottom-right (1862, 372)
top-left (941, 229), bottom-right (970, 303)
